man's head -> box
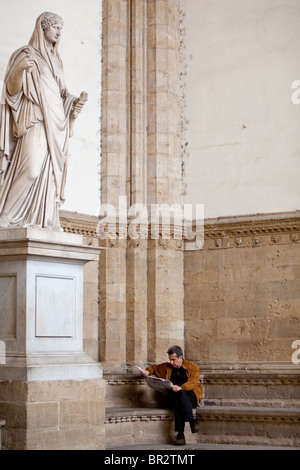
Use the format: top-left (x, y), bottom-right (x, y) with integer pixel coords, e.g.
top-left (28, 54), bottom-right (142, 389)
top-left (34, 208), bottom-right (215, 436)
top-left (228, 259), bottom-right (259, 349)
top-left (167, 345), bottom-right (183, 368)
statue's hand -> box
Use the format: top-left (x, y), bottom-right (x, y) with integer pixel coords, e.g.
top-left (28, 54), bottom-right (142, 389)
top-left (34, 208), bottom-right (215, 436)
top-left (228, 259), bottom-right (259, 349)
top-left (72, 91), bottom-right (88, 119)
top-left (69, 91), bottom-right (88, 137)
top-left (18, 51), bottom-right (35, 73)
top-left (73, 99), bottom-right (84, 116)
top-left (7, 51), bottom-right (35, 95)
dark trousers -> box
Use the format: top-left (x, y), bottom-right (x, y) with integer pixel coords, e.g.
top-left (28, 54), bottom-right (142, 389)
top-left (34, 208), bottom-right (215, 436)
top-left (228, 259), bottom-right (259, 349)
top-left (167, 390), bottom-right (198, 433)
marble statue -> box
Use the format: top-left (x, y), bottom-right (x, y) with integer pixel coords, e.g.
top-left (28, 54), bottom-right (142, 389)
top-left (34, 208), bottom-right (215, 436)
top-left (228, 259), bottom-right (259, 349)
top-left (0, 12), bottom-right (87, 230)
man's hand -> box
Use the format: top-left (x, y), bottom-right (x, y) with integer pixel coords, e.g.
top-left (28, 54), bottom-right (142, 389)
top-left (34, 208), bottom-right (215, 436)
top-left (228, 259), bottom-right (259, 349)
top-left (140, 369), bottom-right (149, 376)
top-left (172, 385), bottom-right (182, 392)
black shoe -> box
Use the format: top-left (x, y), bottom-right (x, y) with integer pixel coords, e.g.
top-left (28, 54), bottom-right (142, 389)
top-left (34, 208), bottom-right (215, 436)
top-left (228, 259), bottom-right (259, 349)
top-left (190, 419), bottom-right (200, 434)
top-left (174, 432), bottom-right (186, 446)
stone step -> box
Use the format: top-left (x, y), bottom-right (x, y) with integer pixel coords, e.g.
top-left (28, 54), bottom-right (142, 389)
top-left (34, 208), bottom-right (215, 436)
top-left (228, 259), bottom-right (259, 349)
top-left (104, 371), bottom-right (300, 448)
top-left (202, 398), bottom-right (300, 408)
top-left (107, 442), bottom-right (298, 451)
top-left (105, 405), bottom-right (300, 449)
top-left (105, 407), bottom-right (174, 448)
top-left (198, 405), bottom-right (300, 420)
top-left (196, 405), bottom-right (300, 447)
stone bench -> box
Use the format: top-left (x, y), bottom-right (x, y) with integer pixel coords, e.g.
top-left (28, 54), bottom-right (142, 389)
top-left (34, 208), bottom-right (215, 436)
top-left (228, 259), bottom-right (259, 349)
top-left (105, 406), bottom-right (195, 448)
top-left (104, 371), bottom-right (300, 449)
top-left (105, 407), bottom-right (175, 448)
top-left (105, 405), bottom-right (300, 449)
top-left (0, 420), bottom-right (5, 450)
top-left (196, 405), bottom-right (300, 448)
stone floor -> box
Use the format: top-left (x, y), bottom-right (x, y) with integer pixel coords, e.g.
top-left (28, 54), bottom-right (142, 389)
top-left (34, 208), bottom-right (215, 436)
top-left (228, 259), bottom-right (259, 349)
top-left (107, 443), bottom-right (298, 451)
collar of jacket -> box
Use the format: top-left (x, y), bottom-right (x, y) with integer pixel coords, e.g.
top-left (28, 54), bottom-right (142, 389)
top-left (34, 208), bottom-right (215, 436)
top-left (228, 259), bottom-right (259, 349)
top-left (166, 359), bottom-right (188, 380)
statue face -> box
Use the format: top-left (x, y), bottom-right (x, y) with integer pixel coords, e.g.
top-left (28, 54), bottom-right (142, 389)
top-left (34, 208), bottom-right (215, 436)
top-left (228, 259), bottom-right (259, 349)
top-left (44, 23), bottom-right (63, 46)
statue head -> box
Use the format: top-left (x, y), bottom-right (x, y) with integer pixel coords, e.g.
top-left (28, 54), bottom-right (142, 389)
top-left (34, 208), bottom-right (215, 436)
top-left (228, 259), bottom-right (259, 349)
top-left (40, 12), bottom-right (64, 34)
top-left (40, 13), bottom-right (64, 48)
top-left (29, 12), bottom-right (64, 62)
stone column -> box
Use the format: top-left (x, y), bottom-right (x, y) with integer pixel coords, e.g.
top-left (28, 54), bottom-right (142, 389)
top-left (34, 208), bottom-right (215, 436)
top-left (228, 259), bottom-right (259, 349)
top-left (100, 0), bottom-right (184, 369)
top-left (100, 0), bottom-right (129, 371)
top-left (126, 0), bottom-right (148, 366)
top-left (146, 0), bottom-right (185, 362)
top-left (129, 0), bottom-right (148, 207)
top-left (126, 238), bottom-right (148, 365)
top-left (0, 228), bottom-right (105, 450)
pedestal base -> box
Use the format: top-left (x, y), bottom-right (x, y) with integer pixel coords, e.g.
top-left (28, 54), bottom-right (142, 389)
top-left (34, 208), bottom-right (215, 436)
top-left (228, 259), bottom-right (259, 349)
top-left (0, 228), bottom-right (106, 449)
top-left (0, 228), bottom-right (102, 359)
top-left (0, 377), bottom-right (106, 450)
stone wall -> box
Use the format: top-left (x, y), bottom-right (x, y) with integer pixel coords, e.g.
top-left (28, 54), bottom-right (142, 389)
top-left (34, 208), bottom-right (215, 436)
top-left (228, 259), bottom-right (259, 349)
top-left (181, 0), bottom-right (300, 219)
top-left (61, 212), bottom-right (185, 371)
top-left (61, 210), bottom-right (300, 371)
top-left (0, 379), bottom-right (105, 450)
top-left (184, 212), bottom-right (300, 367)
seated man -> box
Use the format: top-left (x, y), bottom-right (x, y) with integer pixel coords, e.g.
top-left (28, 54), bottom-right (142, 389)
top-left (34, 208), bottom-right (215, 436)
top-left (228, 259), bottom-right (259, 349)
top-left (141, 345), bottom-right (203, 445)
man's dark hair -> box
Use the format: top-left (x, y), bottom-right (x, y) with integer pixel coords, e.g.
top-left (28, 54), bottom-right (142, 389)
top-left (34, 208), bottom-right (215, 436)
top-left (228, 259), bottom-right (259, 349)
top-left (167, 345), bottom-right (183, 358)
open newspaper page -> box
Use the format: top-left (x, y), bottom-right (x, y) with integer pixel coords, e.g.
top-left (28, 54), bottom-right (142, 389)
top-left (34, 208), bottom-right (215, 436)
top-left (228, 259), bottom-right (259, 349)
top-left (138, 367), bottom-right (173, 392)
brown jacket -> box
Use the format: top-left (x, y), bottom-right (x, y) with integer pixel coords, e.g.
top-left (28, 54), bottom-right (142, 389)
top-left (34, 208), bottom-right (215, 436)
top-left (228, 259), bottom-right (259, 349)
top-left (146, 359), bottom-right (203, 404)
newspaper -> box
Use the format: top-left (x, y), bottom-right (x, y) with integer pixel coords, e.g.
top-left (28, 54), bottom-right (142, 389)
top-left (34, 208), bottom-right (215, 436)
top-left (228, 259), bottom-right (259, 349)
top-left (138, 367), bottom-right (173, 392)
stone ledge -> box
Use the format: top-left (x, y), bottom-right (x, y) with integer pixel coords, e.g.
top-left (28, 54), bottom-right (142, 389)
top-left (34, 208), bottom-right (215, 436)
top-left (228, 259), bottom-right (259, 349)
top-left (202, 373), bottom-right (300, 386)
top-left (106, 405), bottom-right (300, 425)
top-left (204, 211), bottom-right (300, 239)
top-left (202, 398), bottom-right (300, 409)
top-left (197, 406), bottom-right (300, 424)
top-left (105, 407), bottom-right (174, 424)
top-left (105, 374), bottom-right (146, 387)
top-left (0, 227), bottom-right (102, 262)
top-left (60, 210), bottom-right (300, 237)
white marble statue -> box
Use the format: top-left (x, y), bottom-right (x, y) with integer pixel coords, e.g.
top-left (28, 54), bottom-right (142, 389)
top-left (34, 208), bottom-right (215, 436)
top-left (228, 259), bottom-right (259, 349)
top-left (0, 12), bottom-right (87, 230)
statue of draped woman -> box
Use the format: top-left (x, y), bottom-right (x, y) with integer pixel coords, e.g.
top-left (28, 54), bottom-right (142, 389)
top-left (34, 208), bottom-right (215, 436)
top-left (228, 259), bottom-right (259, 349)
top-left (0, 12), bottom-right (87, 230)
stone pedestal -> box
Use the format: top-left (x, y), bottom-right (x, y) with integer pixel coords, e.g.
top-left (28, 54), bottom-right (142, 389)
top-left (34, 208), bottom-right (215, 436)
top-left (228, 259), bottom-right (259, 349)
top-left (0, 228), bottom-right (106, 450)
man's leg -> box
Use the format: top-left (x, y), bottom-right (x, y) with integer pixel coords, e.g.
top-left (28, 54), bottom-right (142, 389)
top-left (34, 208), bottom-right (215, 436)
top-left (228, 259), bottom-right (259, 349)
top-left (167, 390), bottom-right (198, 445)
top-left (174, 390), bottom-right (196, 430)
